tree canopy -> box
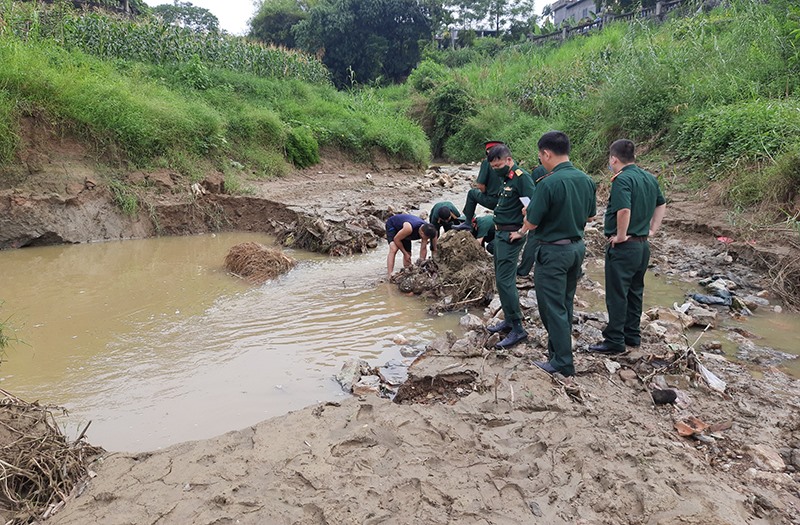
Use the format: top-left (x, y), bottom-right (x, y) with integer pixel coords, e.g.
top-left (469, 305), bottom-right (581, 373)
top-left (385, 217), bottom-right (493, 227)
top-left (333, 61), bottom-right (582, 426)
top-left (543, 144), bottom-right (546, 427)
top-left (152, 1), bottom-right (220, 33)
top-left (293, 0), bottom-right (432, 87)
top-left (249, 0), bottom-right (317, 48)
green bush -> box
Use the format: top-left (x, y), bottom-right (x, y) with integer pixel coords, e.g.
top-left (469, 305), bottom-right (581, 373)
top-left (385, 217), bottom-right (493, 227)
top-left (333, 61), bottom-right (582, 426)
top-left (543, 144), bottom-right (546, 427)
top-left (729, 143), bottom-right (800, 207)
top-left (286, 126), bottom-right (320, 168)
top-left (407, 59), bottom-right (448, 93)
top-left (675, 99), bottom-right (800, 167)
top-left (426, 80), bottom-right (476, 158)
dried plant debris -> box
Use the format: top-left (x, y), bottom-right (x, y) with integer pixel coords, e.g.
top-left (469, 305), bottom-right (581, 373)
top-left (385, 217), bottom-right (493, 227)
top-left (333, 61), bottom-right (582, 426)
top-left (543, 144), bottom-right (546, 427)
top-left (224, 242), bottom-right (297, 284)
top-left (0, 389), bottom-right (103, 524)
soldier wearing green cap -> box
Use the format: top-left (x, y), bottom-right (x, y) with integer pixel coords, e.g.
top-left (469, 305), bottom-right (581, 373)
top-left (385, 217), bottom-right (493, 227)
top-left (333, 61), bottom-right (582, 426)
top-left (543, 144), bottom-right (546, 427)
top-left (589, 139), bottom-right (667, 355)
top-left (485, 144), bottom-right (535, 349)
top-left (462, 141), bottom-right (505, 224)
top-left (517, 131), bottom-right (596, 377)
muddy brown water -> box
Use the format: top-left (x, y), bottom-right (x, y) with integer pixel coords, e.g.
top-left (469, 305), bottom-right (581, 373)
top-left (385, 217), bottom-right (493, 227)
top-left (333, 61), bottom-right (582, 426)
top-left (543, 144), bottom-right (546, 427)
top-left (1, 231), bottom-right (798, 453)
top-left (0, 232), bottom-right (462, 452)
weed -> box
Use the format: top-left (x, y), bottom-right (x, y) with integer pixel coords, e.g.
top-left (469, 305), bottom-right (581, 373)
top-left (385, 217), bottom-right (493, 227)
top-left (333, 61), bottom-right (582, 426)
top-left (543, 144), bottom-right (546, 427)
top-left (108, 179), bottom-right (139, 215)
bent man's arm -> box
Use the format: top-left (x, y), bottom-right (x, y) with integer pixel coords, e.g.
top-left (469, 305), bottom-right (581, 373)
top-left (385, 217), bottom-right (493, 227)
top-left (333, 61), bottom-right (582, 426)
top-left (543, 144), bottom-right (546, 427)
top-left (649, 204), bottom-right (666, 236)
top-left (611, 208), bottom-right (631, 245)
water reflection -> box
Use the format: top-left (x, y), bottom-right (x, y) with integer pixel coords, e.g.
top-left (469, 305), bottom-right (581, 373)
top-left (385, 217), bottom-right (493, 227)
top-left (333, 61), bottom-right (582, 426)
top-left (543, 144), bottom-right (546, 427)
top-left (0, 233), bottom-right (460, 451)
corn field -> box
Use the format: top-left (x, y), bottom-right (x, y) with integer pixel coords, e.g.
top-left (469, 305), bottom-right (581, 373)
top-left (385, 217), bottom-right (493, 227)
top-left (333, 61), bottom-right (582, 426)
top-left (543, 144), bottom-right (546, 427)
top-left (0, 0), bottom-right (331, 85)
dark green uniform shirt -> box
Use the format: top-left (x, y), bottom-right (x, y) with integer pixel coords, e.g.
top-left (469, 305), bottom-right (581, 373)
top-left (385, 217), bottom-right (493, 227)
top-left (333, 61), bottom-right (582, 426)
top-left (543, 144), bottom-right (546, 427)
top-left (526, 161), bottom-right (596, 242)
top-left (474, 215), bottom-right (494, 238)
top-left (492, 164), bottom-right (535, 227)
top-left (531, 165), bottom-right (548, 185)
top-left (604, 164), bottom-right (666, 237)
top-left (430, 201), bottom-right (463, 230)
top-left (477, 159), bottom-right (504, 198)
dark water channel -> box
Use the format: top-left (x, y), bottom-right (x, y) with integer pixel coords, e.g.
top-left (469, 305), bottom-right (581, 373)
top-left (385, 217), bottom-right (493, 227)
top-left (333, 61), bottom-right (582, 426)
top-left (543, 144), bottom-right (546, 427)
top-left (0, 232), bottom-right (461, 452)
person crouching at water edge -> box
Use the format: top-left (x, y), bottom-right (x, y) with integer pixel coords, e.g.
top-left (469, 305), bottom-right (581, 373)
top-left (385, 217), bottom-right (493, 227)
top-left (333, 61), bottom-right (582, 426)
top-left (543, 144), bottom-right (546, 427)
top-left (385, 213), bottom-right (438, 278)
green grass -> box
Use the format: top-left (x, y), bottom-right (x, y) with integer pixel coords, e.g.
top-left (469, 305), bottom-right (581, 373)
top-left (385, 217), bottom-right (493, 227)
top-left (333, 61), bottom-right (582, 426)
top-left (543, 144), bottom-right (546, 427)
top-left (0, 91), bottom-right (17, 164)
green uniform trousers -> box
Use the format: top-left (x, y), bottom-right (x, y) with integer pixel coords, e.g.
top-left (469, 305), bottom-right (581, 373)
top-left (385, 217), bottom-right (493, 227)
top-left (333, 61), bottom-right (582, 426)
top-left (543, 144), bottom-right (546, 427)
top-left (494, 230), bottom-right (525, 323)
top-left (534, 241), bottom-right (585, 376)
top-left (463, 189), bottom-right (499, 223)
top-left (517, 235), bottom-right (537, 277)
top-left (602, 240), bottom-right (650, 349)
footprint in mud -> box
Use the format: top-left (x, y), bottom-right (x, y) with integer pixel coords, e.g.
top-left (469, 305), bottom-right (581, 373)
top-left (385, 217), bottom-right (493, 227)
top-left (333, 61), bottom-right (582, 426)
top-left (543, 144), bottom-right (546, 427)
top-left (356, 403), bottom-right (374, 421)
top-left (330, 436), bottom-right (379, 457)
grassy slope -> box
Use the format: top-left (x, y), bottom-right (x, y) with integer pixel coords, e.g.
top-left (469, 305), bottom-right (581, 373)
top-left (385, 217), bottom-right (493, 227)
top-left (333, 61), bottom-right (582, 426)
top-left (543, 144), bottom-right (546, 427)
top-left (0, 8), bottom-right (430, 188)
top-left (393, 0), bottom-right (800, 209)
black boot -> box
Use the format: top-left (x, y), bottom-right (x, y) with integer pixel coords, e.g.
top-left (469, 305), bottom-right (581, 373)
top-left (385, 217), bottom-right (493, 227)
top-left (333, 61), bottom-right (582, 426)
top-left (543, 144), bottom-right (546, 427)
top-left (496, 320), bottom-right (528, 349)
top-left (487, 319), bottom-right (512, 334)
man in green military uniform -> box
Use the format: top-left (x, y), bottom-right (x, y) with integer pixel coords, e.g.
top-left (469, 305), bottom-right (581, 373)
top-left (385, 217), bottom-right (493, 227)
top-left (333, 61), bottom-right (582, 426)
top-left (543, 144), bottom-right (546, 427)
top-left (463, 141), bottom-right (505, 224)
top-left (485, 144), bottom-right (536, 349)
top-left (429, 201), bottom-right (465, 237)
top-left (472, 214), bottom-right (495, 254)
top-left (517, 131), bottom-right (596, 376)
top-left (517, 164), bottom-right (549, 278)
top-left (589, 139), bottom-right (667, 354)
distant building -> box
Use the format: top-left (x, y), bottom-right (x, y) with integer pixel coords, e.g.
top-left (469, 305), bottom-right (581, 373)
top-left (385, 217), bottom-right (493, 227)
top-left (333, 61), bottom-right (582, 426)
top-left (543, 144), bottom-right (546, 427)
top-left (552, 0), bottom-right (597, 26)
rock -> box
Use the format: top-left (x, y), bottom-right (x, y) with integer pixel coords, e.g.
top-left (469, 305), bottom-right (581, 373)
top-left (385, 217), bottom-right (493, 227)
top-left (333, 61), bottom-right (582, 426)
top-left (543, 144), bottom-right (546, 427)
top-left (392, 334), bottom-right (409, 345)
top-left (741, 295), bottom-right (769, 310)
top-left (664, 374), bottom-right (691, 390)
top-left (744, 468), bottom-right (793, 486)
top-left (459, 313), bottom-right (484, 331)
top-left (378, 360), bottom-right (408, 386)
top-left (748, 444), bottom-right (786, 472)
top-left (650, 389), bottom-right (678, 405)
top-left (200, 172), bottom-right (225, 194)
top-left (426, 331), bottom-right (457, 354)
top-left (450, 332), bottom-right (485, 357)
top-left (604, 360), bottom-right (621, 374)
top-left (618, 369), bottom-right (638, 382)
top-left (689, 305), bottom-right (718, 328)
top-left (645, 307), bottom-right (692, 329)
top-left (791, 449), bottom-right (800, 469)
top-left (399, 346), bottom-right (421, 358)
top-left (487, 296), bottom-right (502, 316)
top-left (773, 305), bottom-right (783, 314)
top-left (352, 375), bottom-right (381, 396)
top-left (147, 170), bottom-right (176, 191)
top-left (700, 340), bottom-right (723, 354)
top-left (335, 358), bottom-right (371, 392)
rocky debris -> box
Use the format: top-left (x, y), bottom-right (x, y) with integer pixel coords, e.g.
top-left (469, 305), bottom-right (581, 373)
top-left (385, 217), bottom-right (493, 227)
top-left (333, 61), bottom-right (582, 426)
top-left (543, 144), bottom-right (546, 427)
top-left (748, 444), bottom-right (787, 472)
top-left (736, 340), bottom-right (798, 366)
top-left (335, 359), bottom-right (372, 392)
top-left (352, 375), bottom-right (381, 396)
top-left (390, 230), bottom-right (494, 312)
top-left (275, 213), bottom-right (379, 256)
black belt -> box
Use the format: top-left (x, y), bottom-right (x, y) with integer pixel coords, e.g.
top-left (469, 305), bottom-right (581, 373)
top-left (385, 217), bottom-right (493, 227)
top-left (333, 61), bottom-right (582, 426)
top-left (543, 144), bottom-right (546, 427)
top-left (495, 224), bottom-right (522, 232)
top-left (608, 235), bottom-right (648, 243)
top-left (540, 238), bottom-right (580, 245)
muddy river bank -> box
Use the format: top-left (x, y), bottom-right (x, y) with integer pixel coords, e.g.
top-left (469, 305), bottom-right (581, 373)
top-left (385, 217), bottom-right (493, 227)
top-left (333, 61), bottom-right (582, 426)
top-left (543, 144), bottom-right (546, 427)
top-left (2, 163), bottom-right (800, 524)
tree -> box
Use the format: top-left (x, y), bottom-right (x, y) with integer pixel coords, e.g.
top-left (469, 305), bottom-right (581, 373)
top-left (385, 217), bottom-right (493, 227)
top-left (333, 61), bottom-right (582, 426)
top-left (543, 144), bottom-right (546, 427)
top-left (152, 1), bottom-right (220, 32)
top-left (249, 0), bottom-right (312, 47)
top-left (293, 0), bottom-right (432, 87)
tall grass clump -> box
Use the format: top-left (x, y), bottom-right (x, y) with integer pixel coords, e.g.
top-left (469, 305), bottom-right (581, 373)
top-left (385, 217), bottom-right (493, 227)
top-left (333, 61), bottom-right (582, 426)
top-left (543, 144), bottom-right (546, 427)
top-left (0, 40), bottom-right (225, 162)
top-left (0, 91), bottom-right (18, 164)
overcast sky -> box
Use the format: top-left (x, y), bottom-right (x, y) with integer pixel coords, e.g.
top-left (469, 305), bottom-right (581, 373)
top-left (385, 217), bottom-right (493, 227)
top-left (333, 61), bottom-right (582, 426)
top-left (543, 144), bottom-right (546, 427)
top-left (143, 0), bottom-right (550, 36)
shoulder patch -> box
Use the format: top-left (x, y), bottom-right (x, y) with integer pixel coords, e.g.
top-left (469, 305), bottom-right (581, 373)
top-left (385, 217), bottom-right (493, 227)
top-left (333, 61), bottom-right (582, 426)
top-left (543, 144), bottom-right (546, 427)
top-left (514, 169), bottom-right (523, 176)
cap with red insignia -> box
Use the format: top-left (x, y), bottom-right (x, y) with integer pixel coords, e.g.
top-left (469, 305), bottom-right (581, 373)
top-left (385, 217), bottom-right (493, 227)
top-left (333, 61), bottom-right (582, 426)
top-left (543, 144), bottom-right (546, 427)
top-left (484, 141), bottom-right (504, 151)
